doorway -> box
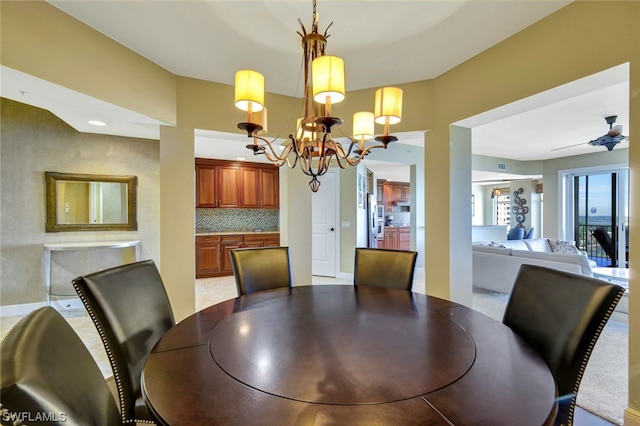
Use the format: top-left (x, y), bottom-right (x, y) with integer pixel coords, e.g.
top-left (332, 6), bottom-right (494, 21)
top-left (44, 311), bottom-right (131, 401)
top-left (571, 169), bottom-right (629, 267)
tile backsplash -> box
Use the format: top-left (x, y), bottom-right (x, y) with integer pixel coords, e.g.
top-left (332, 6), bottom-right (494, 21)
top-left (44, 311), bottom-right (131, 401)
top-left (196, 208), bottom-right (279, 232)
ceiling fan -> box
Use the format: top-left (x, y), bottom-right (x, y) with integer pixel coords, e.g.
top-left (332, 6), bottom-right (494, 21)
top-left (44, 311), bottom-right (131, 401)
top-left (551, 115), bottom-right (629, 152)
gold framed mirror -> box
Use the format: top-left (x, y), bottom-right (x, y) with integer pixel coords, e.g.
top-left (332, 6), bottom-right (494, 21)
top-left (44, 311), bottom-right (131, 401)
top-left (45, 172), bottom-right (137, 232)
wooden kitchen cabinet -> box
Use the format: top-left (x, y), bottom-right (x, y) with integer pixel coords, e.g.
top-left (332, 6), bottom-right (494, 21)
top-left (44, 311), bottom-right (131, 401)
top-left (399, 227), bottom-right (410, 250)
top-left (402, 185), bottom-right (411, 202)
top-left (243, 233), bottom-right (280, 248)
top-left (196, 159), bottom-right (279, 209)
top-left (196, 233), bottom-right (280, 278)
top-left (241, 167), bottom-right (279, 209)
top-left (195, 165), bottom-right (218, 207)
top-left (217, 165), bottom-right (243, 208)
top-left (392, 185), bottom-right (404, 202)
top-left (380, 181), bottom-right (410, 210)
top-left (384, 228), bottom-right (399, 250)
top-left (195, 235), bottom-right (222, 276)
top-left (383, 184), bottom-right (394, 211)
top-left (220, 235), bottom-right (244, 275)
top-left (382, 227), bottom-right (410, 250)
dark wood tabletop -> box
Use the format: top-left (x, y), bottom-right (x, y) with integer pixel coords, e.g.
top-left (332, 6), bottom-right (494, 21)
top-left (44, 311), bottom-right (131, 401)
top-left (142, 285), bottom-right (557, 425)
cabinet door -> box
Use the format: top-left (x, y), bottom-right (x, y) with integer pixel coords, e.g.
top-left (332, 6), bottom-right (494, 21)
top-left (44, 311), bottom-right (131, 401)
top-left (260, 169), bottom-right (279, 209)
top-left (218, 165), bottom-right (242, 208)
top-left (220, 236), bottom-right (244, 274)
top-left (377, 183), bottom-right (384, 204)
top-left (384, 229), bottom-right (399, 250)
top-left (262, 234), bottom-right (280, 247)
top-left (243, 234), bottom-right (264, 248)
top-left (383, 184), bottom-right (393, 211)
top-left (399, 228), bottom-right (410, 250)
top-left (392, 185), bottom-right (404, 202)
top-left (241, 167), bottom-right (261, 208)
top-left (196, 165), bottom-right (218, 207)
top-left (196, 236), bottom-right (221, 277)
top-left (402, 185), bottom-right (411, 202)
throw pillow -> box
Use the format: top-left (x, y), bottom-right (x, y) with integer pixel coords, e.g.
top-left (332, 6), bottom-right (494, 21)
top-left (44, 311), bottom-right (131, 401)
top-left (548, 239), bottom-right (580, 255)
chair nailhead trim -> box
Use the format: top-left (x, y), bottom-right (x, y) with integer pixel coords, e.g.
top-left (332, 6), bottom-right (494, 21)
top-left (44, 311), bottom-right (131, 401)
top-left (566, 288), bottom-right (624, 426)
top-left (73, 281), bottom-right (137, 424)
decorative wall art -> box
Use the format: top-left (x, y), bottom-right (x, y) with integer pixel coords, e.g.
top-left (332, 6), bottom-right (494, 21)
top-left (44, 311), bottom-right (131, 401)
top-left (511, 187), bottom-right (529, 228)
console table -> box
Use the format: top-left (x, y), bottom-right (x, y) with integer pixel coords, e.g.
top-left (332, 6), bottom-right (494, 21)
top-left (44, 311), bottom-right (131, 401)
top-left (44, 240), bottom-right (141, 305)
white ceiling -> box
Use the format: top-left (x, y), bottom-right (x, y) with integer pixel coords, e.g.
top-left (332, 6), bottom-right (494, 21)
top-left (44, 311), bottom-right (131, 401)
top-left (1, 0), bottom-right (630, 183)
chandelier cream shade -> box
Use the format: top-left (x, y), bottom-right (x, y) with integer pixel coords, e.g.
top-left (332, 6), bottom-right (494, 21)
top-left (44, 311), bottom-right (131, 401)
top-left (234, 70), bottom-right (264, 114)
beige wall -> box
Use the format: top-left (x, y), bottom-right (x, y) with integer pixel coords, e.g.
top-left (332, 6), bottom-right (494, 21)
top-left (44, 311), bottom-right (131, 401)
top-left (0, 98), bottom-right (160, 305)
top-left (2, 0), bottom-right (640, 418)
top-left (0, 0), bottom-right (176, 126)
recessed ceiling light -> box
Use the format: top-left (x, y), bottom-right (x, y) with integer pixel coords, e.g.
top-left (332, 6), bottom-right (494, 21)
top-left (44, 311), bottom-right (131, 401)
top-left (236, 157), bottom-right (246, 161)
top-left (88, 120), bottom-right (106, 126)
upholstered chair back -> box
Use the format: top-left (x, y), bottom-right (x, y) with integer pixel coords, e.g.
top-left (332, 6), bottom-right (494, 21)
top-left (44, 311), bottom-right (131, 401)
top-left (1, 307), bottom-right (122, 425)
top-left (230, 246), bottom-right (293, 296)
top-left (73, 259), bottom-right (175, 424)
top-left (503, 264), bottom-right (624, 425)
top-left (353, 248), bottom-right (418, 291)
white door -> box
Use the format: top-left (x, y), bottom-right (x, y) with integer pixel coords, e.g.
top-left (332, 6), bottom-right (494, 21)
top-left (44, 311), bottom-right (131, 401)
top-left (312, 171), bottom-right (338, 277)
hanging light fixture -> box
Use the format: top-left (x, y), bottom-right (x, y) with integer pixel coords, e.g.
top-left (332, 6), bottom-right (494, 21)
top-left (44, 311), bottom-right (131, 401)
top-left (234, 0), bottom-right (402, 192)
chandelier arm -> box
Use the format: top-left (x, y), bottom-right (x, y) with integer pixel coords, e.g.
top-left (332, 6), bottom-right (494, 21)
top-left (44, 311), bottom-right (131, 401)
top-left (314, 132), bottom-right (332, 176)
top-left (289, 134), bottom-right (304, 157)
top-left (334, 154), bottom-right (359, 169)
top-left (250, 135), bottom-right (290, 164)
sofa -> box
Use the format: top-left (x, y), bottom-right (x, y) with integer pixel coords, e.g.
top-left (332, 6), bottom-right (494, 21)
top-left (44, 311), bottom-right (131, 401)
top-left (472, 238), bottom-right (595, 294)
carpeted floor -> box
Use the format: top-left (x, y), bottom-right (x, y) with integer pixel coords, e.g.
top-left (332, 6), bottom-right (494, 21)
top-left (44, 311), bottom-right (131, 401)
top-left (472, 287), bottom-right (627, 425)
top-left (0, 276), bottom-right (627, 424)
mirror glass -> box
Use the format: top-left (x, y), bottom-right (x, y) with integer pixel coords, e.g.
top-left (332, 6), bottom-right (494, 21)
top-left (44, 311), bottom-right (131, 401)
top-left (45, 172), bottom-right (137, 232)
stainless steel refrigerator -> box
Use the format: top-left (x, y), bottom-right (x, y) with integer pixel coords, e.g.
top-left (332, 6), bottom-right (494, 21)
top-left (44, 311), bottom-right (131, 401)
top-left (367, 193), bottom-right (378, 248)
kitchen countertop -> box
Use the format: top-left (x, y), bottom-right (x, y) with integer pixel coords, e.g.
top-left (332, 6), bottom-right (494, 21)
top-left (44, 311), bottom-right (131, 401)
top-left (196, 230), bottom-right (279, 236)
top-left (384, 225), bottom-right (410, 228)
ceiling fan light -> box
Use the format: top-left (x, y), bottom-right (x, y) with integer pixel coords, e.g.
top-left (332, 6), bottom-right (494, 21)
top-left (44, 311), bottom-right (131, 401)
top-left (235, 70), bottom-right (264, 113)
top-left (374, 87), bottom-right (402, 125)
top-left (609, 124), bottom-right (623, 136)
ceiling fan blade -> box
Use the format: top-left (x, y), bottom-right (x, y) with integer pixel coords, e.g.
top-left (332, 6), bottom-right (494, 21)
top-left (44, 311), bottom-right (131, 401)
top-left (550, 142), bottom-right (587, 152)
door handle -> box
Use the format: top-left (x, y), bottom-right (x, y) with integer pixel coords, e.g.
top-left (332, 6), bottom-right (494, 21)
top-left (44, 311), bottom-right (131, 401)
top-left (329, 227), bottom-right (335, 232)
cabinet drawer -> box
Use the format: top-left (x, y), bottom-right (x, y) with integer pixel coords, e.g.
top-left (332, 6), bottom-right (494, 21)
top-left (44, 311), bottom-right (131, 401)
top-left (196, 235), bottom-right (221, 244)
top-left (220, 235), bottom-right (243, 243)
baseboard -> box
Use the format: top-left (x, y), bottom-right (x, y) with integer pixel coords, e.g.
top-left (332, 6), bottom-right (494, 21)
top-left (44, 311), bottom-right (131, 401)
top-left (625, 407), bottom-right (640, 426)
top-left (1, 298), bottom-right (83, 317)
top-left (1, 301), bottom-right (46, 317)
top-left (337, 272), bottom-right (353, 282)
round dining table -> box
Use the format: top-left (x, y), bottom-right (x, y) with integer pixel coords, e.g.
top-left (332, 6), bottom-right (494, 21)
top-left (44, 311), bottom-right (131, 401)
top-left (141, 285), bottom-right (557, 425)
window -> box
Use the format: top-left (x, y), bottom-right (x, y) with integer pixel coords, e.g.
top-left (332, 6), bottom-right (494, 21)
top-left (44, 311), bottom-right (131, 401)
top-left (494, 188), bottom-right (510, 226)
top-left (560, 166), bottom-right (629, 268)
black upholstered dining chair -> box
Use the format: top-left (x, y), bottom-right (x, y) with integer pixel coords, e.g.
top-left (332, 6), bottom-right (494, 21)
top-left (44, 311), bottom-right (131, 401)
top-left (503, 264), bottom-right (624, 426)
top-left (73, 259), bottom-right (175, 424)
top-left (230, 246), bottom-right (293, 296)
top-left (353, 248), bottom-right (418, 291)
top-left (1, 306), bottom-right (122, 425)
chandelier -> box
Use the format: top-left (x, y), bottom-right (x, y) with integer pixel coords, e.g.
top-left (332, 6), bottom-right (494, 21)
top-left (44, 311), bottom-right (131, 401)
top-left (234, 0), bottom-right (403, 192)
